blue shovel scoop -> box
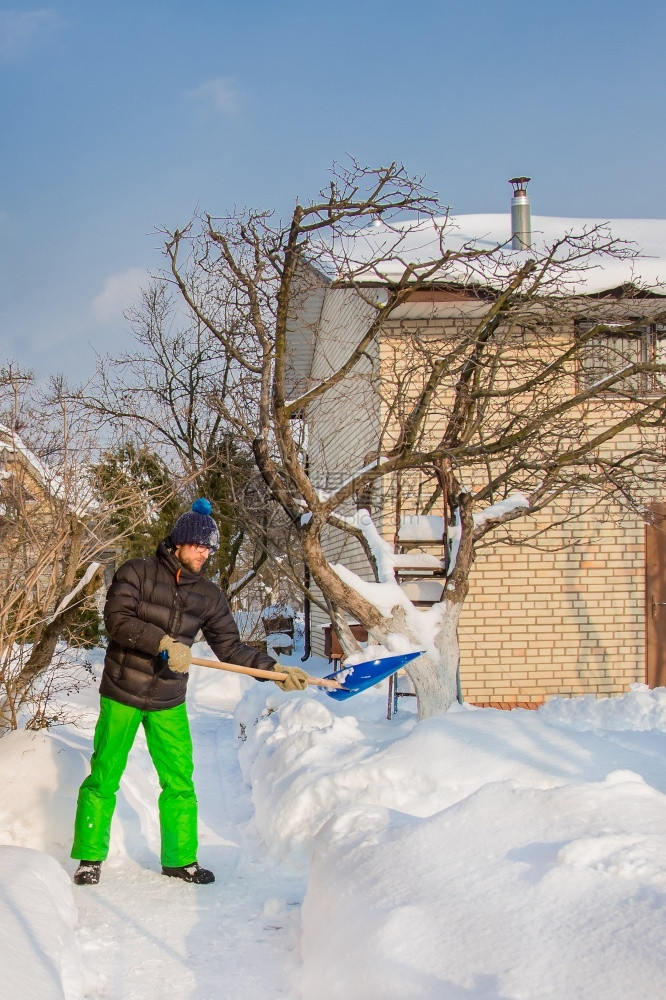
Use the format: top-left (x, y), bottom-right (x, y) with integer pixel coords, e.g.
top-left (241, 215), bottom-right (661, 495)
top-left (322, 650), bottom-right (423, 700)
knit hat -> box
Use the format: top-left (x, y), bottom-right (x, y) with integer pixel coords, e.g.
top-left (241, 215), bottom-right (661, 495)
top-left (169, 498), bottom-right (220, 554)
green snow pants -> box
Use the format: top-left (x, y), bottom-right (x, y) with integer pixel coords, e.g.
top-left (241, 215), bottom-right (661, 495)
top-left (71, 697), bottom-right (198, 868)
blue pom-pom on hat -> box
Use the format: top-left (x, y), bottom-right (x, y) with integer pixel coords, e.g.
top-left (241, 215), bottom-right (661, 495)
top-left (170, 497), bottom-right (219, 554)
top-left (191, 498), bottom-right (213, 516)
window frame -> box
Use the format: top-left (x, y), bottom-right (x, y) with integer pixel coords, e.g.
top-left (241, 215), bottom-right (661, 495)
top-left (576, 319), bottom-right (666, 396)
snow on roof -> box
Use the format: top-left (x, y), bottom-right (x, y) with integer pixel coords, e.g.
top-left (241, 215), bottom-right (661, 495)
top-left (0, 424), bottom-right (96, 517)
top-left (0, 423), bottom-right (49, 486)
top-left (337, 214), bottom-right (666, 295)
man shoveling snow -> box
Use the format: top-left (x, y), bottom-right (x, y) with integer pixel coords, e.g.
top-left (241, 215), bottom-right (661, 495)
top-left (71, 499), bottom-right (309, 886)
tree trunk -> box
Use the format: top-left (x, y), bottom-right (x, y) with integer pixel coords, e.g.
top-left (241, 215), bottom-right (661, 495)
top-left (410, 607), bottom-right (461, 718)
top-left (369, 602), bottom-right (462, 720)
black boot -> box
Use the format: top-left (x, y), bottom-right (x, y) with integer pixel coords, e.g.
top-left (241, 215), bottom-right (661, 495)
top-left (73, 861), bottom-right (102, 885)
top-left (162, 862), bottom-right (215, 884)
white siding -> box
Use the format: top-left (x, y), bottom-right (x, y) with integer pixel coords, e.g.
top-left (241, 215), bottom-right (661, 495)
top-left (284, 264), bottom-right (328, 401)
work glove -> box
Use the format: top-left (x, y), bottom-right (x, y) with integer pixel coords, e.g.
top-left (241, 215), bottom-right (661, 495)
top-left (158, 635), bottom-right (192, 673)
top-left (273, 666), bottom-right (309, 692)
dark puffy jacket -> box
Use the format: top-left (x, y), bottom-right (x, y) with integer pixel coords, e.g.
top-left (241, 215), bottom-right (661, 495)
top-left (100, 541), bottom-right (276, 711)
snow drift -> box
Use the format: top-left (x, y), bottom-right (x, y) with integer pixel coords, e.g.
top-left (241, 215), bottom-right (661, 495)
top-left (236, 680), bottom-right (666, 1000)
top-left (2, 646), bottom-right (666, 999)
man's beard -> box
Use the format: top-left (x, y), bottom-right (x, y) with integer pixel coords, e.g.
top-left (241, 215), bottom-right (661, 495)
top-left (177, 551), bottom-right (206, 573)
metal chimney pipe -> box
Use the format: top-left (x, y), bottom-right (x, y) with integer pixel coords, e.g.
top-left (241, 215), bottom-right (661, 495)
top-left (509, 176), bottom-right (531, 250)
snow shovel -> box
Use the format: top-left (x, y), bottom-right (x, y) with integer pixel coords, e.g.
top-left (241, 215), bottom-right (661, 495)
top-left (190, 650), bottom-right (423, 700)
top-left (322, 650), bottom-right (423, 701)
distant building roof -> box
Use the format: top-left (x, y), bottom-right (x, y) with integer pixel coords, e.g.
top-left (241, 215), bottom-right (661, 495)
top-left (0, 424), bottom-right (48, 487)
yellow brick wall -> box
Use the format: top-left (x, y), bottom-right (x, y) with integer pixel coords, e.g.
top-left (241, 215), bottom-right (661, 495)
top-left (459, 505), bottom-right (646, 704)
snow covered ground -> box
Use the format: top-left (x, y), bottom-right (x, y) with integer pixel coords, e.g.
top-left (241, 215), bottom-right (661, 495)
top-left (1, 643), bottom-right (666, 999)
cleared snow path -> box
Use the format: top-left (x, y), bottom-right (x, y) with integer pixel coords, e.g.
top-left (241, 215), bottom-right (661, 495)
top-left (48, 652), bottom-right (305, 1000)
top-left (71, 675), bottom-right (306, 1000)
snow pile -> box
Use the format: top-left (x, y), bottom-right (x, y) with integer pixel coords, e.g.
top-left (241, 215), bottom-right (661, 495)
top-left (300, 773), bottom-right (666, 1000)
top-left (0, 729), bottom-right (88, 855)
top-left (0, 845), bottom-right (84, 1000)
top-left (236, 685), bottom-right (666, 999)
top-left (540, 682), bottom-right (666, 732)
top-left (2, 646), bottom-right (666, 999)
top-left (0, 729), bottom-right (90, 999)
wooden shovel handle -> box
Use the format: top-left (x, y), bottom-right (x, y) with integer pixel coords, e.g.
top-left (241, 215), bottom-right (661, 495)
top-left (190, 654), bottom-right (344, 690)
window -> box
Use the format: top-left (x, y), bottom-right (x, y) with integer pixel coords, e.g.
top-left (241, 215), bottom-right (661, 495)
top-left (578, 321), bottom-right (666, 394)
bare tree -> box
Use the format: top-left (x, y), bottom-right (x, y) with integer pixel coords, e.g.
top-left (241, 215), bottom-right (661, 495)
top-left (0, 368), bottom-right (179, 730)
top-left (157, 160), bottom-right (666, 718)
top-left (82, 282), bottom-right (287, 593)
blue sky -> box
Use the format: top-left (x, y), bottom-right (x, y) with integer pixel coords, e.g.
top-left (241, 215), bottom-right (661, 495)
top-left (1, 0), bottom-right (665, 381)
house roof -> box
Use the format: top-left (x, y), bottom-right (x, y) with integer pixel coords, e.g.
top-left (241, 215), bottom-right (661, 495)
top-left (0, 424), bottom-right (95, 517)
top-left (0, 424), bottom-right (48, 488)
top-left (335, 214), bottom-right (666, 296)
